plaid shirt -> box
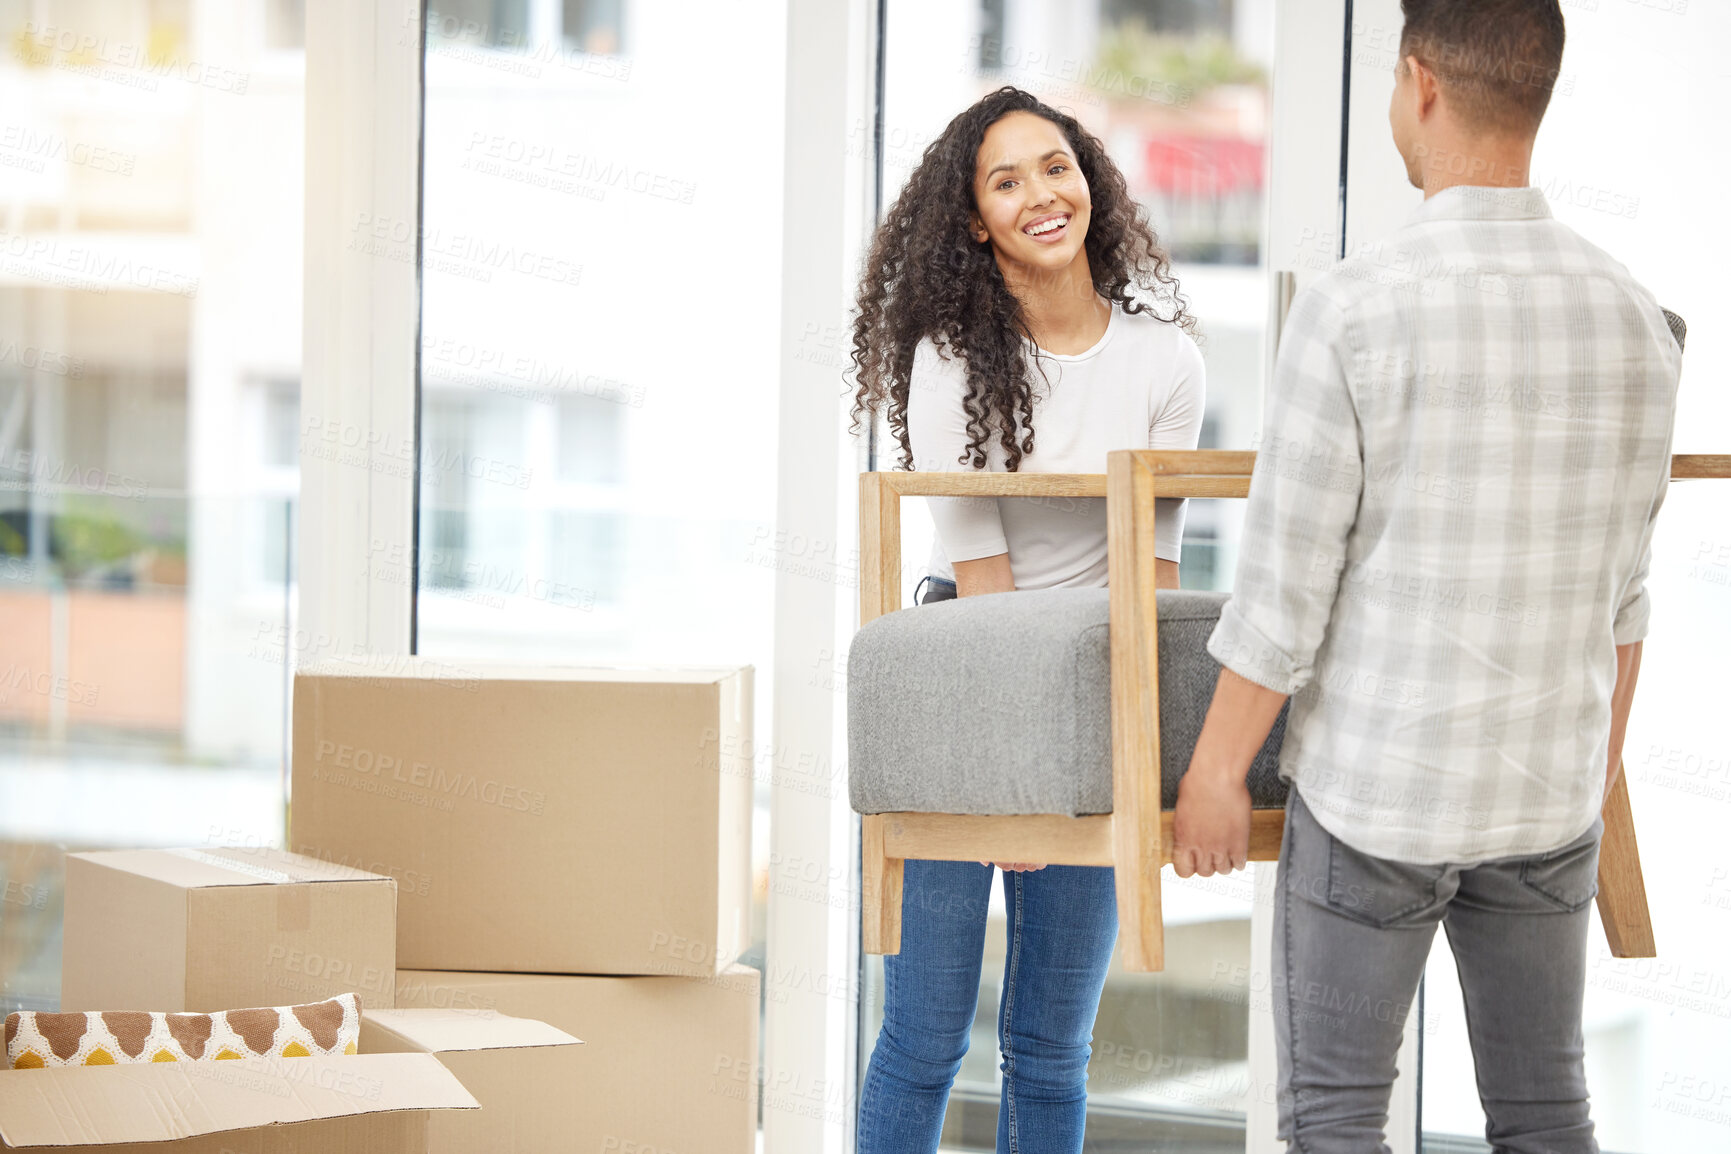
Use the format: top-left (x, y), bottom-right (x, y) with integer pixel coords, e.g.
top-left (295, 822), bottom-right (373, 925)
top-left (1209, 186), bottom-right (1681, 864)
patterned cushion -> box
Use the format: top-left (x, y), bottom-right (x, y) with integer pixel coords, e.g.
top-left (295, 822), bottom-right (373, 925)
top-left (4, 992), bottom-right (361, 1069)
top-left (847, 587), bottom-right (1288, 816)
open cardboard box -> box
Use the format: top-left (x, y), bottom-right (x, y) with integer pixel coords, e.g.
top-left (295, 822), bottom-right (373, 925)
top-left (61, 848), bottom-right (397, 1014)
top-left (361, 1008), bottom-right (583, 1153)
top-left (0, 1051), bottom-right (476, 1152)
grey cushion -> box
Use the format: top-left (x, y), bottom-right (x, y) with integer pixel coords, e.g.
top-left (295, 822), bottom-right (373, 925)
top-left (847, 588), bottom-right (1288, 816)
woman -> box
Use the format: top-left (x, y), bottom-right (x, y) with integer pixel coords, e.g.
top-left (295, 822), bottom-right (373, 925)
top-left (848, 87), bottom-right (1205, 1154)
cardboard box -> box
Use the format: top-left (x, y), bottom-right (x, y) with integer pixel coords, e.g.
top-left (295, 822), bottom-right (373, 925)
top-left (361, 1008), bottom-right (583, 1153)
top-left (394, 966), bottom-right (760, 1153)
top-left (0, 1051), bottom-right (477, 1151)
top-left (61, 848), bottom-right (396, 1014)
top-left (291, 660), bottom-right (752, 976)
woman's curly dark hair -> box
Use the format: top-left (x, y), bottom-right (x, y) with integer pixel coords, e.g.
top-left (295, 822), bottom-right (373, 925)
top-left (849, 86), bottom-right (1194, 472)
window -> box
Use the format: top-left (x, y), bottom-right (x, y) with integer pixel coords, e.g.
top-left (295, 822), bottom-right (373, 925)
top-left (261, 378), bottom-right (299, 469)
top-left (424, 508), bottom-right (470, 592)
top-left (0, 0), bottom-right (304, 1013)
top-left (1104, 0), bottom-right (1235, 37)
top-left (863, 0), bottom-right (1273, 1144)
top-left (427, 0), bottom-right (531, 50)
top-left (977, 0), bottom-right (1007, 70)
top-left (556, 393), bottom-right (623, 485)
top-left (562, 0), bottom-right (624, 56)
top-left (415, 0), bottom-right (785, 1042)
top-left (547, 509), bottom-right (621, 605)
top-left (265, 0), bottom-right (305, 51)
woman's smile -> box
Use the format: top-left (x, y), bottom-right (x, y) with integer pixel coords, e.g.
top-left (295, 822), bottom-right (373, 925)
top-left (1022, 212), bottom-right (1071, 242)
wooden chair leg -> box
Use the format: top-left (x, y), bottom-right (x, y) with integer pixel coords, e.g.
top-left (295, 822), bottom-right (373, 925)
top-left (1596, 766), bottom-right (1656, 958)
top-left (1114, 848), bottom-right (1165, 973)
top-left (861, 814), bottom-right (903, 955)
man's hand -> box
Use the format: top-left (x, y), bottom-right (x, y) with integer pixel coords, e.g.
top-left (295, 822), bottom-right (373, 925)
top-left (1170, 668), bottom-right (1287, 878)
top-left (980, 861), bottom-right (1046, 872)
top-left (1173, 770), bottom-right (1252, 877)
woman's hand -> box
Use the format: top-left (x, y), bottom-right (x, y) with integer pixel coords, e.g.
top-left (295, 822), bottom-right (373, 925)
top-left (980, 860), bottom-right (1047, 872)
top-left (953, 553), bottom-right (1015, 598)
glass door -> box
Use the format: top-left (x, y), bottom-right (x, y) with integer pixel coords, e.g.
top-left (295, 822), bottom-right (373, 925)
top-left (0, 0), bottom-right (307, 1014)
top-left (414, 0), bottom-right (788, 980)
top-left (860, 0), bottom-right (1277, 1146)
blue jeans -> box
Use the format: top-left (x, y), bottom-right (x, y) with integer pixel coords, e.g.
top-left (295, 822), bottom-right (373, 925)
top-left (857, 859), bottom-right (1119, 1154)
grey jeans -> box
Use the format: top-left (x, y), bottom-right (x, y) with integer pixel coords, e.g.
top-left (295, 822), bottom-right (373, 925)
top-left (1274, 789), bottom-right (1604, 1154)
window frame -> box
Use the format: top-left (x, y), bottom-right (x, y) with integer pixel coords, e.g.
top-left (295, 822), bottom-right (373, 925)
top-left (299, 0), bottom-right (422, 658)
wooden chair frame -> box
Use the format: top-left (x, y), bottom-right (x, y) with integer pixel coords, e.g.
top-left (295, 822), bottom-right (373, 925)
top-left (859, 449), bottom-right (1731, 972)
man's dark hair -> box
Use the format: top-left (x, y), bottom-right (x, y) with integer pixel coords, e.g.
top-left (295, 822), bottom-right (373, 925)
top-left (1399, 0), bottom-right (1566, 136)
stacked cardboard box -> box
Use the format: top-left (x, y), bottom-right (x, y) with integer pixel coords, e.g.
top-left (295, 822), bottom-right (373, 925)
top-left (362, 1008), bottom-right (586, 1154)
top-left (5, 847), bottom-right (484, 1151)
top-left (290, 658), bottom-right (760, 1153)
top-left (393, 968), bottom-right (760, 1152)
top-left (59, 848), bottom-right (398, 1013)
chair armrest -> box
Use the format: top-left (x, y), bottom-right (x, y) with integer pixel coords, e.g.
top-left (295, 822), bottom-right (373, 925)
top-left (858, 472), bottom-right (1108, 624)
top-left (864, 472), bottom-right (1107, 500)
top-left (1673, 455), bottom-right (1731, 480)
top-left (858, 451), bottom-right (1261, 624)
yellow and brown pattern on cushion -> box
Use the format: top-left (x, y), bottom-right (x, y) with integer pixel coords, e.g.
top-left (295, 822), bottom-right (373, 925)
top-left (4, 993), bottom-right (360, 1069)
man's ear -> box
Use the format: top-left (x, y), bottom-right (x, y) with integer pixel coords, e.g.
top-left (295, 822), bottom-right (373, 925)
top-left (1405, 54), bottom-right (1441, 120)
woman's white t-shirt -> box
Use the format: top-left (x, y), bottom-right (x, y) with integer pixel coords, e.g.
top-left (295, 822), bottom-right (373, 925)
top-left (906, 304), bottom-right (1206, 590)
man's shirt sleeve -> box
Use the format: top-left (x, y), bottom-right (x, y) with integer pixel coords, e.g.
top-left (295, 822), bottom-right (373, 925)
top-left (1612, 439), bottom-right (1673, 646)
top-left (1209, 288), bottom-right (1362, 695)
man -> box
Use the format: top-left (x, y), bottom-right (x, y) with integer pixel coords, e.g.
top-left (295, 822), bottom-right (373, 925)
top-left (1171, 2), bottom-right (1680, 1151)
